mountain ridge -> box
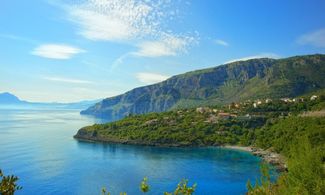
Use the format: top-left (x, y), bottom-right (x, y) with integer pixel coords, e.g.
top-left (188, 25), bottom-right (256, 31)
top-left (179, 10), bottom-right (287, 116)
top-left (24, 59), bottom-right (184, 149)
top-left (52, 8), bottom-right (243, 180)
top-left (81, 54), bottom-right (325, 120)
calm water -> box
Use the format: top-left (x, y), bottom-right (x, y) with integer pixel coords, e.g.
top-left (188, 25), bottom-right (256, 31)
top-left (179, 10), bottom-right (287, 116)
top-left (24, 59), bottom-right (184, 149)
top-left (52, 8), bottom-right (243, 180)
top-left (0, 109), bottom-right (265, 195)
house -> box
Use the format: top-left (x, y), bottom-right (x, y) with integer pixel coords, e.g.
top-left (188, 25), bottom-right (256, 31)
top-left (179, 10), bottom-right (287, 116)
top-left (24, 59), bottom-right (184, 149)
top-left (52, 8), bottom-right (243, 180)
top-left (196, 107), bottom-right (211, 114)
top-left (228, 102), bottom-right (240, 109)
top-left (237, 114), bottom-right (251, 120)
top-left (280, 98), bottom-right (292, 103)
top-left (265, 98), bottom-right (272, 103)
top-left (253, 100), bottom-right (263, 108)
top-left (204, 114), bottom-right (218, 123)
top-left (217, 112), bottom-right (231, 119)
top-left (310, 95), bottom-right (318, 101)
top-left (217, 112), bottom-right (237, 120)
top-left (144, 119), bottom-right (158, 125)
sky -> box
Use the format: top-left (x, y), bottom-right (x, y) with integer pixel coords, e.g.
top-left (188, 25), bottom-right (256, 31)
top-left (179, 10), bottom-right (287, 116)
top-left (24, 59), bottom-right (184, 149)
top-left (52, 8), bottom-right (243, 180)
top-left (1, 0), bottom-right (325, 102)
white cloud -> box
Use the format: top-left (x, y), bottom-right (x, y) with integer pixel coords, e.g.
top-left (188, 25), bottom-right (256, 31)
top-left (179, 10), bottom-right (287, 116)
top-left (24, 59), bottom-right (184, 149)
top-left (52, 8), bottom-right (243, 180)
top-left (133, 34), bottom-right (195, 57)
top-left (62, 0), bottom-right (196, 57)
top-left (67, 0), bottom-right (166, 41)
top-left (297, 28), bottom-right (325, 48)
top-left (225, 53), bottom-right (281, 64)
top-left (214, 39), bottom-right (229, 47)
top-left (111, 53), bottom-right (131, 70)
top-left (31, 44), bottom-right (85, 59)
top-left (42, 76), bottom-right (93, 84)
top-left (136, 72), bottom-right (170, 84)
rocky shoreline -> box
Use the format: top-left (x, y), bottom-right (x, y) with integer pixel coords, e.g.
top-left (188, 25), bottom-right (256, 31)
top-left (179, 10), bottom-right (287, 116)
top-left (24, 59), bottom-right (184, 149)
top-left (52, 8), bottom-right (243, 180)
top-left (222, 145), bottom-right (287, 172)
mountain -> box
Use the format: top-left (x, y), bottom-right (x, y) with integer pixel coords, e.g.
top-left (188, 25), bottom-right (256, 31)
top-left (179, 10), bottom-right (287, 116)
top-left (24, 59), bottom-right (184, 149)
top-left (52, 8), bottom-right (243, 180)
top-left (0, 92), bottom-right (26, 104)
top-left (81, 54), bottom-right (325, 120)
top-left (0, 92), bottom-right (100, 110)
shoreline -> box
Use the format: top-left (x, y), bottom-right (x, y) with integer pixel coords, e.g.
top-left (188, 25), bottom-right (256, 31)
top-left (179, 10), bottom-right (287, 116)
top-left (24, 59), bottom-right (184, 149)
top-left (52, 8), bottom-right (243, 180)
top-left (222, 145), bottom-right (287, 172)
top-left (74, 135), bottom-right (287, 172)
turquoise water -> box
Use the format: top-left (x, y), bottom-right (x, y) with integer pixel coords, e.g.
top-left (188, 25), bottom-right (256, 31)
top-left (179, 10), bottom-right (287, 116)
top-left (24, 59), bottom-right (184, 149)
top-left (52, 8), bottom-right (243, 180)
top-left (0, 109), bottom-right (265, 195)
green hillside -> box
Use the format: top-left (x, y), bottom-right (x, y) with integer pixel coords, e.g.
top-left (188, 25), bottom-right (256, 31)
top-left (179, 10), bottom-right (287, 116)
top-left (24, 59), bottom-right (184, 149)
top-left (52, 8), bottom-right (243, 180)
top-left (81, 54), bottom-right (325, 120)
top-left (76, 93), bottom-right (325, 194)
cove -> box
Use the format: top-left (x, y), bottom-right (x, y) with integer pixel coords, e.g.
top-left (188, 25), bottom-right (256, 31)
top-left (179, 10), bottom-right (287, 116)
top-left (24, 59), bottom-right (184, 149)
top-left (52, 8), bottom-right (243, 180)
top-left (0, 109), bottom-right (267, 195)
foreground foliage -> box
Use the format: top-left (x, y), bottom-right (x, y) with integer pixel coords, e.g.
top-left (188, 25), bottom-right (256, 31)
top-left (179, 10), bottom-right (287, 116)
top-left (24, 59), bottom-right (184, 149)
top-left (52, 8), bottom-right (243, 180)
top-left (0, 169), bottom-right (22, 195)
top-left (101, 178), bottom-right (196, 195)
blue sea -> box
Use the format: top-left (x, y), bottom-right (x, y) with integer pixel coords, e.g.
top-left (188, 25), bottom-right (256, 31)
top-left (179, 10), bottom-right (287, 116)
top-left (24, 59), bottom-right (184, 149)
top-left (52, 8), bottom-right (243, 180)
top-left (0, 109), bottom-right (266, 195)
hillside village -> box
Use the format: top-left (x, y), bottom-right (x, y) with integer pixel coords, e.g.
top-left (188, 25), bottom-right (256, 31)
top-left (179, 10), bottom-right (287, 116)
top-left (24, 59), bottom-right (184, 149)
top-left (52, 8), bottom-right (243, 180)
top-left (193, 94), bottom-right (323, 123)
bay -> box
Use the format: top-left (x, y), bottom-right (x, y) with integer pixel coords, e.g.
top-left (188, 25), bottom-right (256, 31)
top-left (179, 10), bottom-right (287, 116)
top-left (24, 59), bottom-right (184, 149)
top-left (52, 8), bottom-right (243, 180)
top-left (0, 109), bottom-right (264, 195)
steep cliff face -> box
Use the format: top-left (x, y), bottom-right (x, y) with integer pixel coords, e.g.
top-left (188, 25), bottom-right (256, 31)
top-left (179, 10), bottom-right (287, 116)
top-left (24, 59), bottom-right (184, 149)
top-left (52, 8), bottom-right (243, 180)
top-left (81, 54), bottom-right (325, 119)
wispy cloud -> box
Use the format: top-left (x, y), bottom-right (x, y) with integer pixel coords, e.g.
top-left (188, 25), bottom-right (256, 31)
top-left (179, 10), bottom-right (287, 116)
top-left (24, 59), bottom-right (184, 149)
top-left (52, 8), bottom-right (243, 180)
top-left (110, 53), bottom-right (132, 70)
top-left (31, 44), bottom-right (85, 59)
top-left (136, 72), bottom-right (170, 84)
top-left (225, 53), bottom-right (281, 64)
top-left (62, 0), bottom-right (196, 57)
top-left (214, 39), bottom-right (229, 47)
top-left (42, 76), bottom-right (93, 84)
top-left (297, 28), bottom-right (325, 48)
top-left (133, 34), bottom-right (195, 57)
top-left (67, 0), bottom-right (154, 41)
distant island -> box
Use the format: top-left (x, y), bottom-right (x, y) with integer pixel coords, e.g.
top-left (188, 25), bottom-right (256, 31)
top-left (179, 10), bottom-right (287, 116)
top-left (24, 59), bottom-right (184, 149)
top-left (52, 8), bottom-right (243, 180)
top-left (0, 92), bottom-right (101, 110)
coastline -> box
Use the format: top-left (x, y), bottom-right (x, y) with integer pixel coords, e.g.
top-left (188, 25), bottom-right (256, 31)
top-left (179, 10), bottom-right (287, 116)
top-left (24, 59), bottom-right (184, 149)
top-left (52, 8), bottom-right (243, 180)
top-left (74, 134), bottom-right (287, 172)
top-left (222, 145), bottom-right (287, 172)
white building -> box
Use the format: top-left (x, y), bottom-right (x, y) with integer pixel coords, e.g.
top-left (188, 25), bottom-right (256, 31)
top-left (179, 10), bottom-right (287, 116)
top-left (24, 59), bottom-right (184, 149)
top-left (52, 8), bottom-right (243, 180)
top-left (310, 95), bottom-right (318, 101)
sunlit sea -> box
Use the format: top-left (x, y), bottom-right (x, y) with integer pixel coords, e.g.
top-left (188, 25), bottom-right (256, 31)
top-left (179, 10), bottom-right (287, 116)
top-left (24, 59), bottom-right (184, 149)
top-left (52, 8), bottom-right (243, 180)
top-left (0, 109), bottom-right (265, 194)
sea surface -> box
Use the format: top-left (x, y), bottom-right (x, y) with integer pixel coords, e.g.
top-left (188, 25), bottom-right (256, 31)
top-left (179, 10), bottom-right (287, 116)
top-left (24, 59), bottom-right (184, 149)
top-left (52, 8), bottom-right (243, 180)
top-left (0, 109), bottom-right (267, 195)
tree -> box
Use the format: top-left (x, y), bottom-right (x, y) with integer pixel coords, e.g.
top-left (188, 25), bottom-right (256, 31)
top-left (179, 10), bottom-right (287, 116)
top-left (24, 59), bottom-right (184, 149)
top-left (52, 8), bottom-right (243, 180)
top-left (164, 179), bottom-right (196, 195)
top-left (140, 177), bottom-right (150, 193)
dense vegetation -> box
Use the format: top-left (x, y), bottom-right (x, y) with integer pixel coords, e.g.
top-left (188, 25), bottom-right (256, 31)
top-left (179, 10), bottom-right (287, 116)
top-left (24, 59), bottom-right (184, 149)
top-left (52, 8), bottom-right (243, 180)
top-left (76, 110), bottom-right (265, 146)
top-left (75, 94), bottom-right (325, 194)
top-left (76, 94), bottom-right (325, 147)
top-left (247, 119), bottom-right (325, 194)
top-left (82, 54), bottom-right (325, 121)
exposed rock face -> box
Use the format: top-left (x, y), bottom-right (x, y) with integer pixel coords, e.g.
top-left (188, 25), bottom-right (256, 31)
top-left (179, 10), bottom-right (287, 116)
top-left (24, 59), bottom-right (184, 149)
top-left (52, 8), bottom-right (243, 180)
top-left (81, 54), bottom-right (325, 120)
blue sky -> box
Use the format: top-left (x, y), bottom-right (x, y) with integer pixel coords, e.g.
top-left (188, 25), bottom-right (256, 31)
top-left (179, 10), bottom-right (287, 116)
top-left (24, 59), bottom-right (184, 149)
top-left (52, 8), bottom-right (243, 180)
top-left (1, 0), bottom-right (325, 102)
